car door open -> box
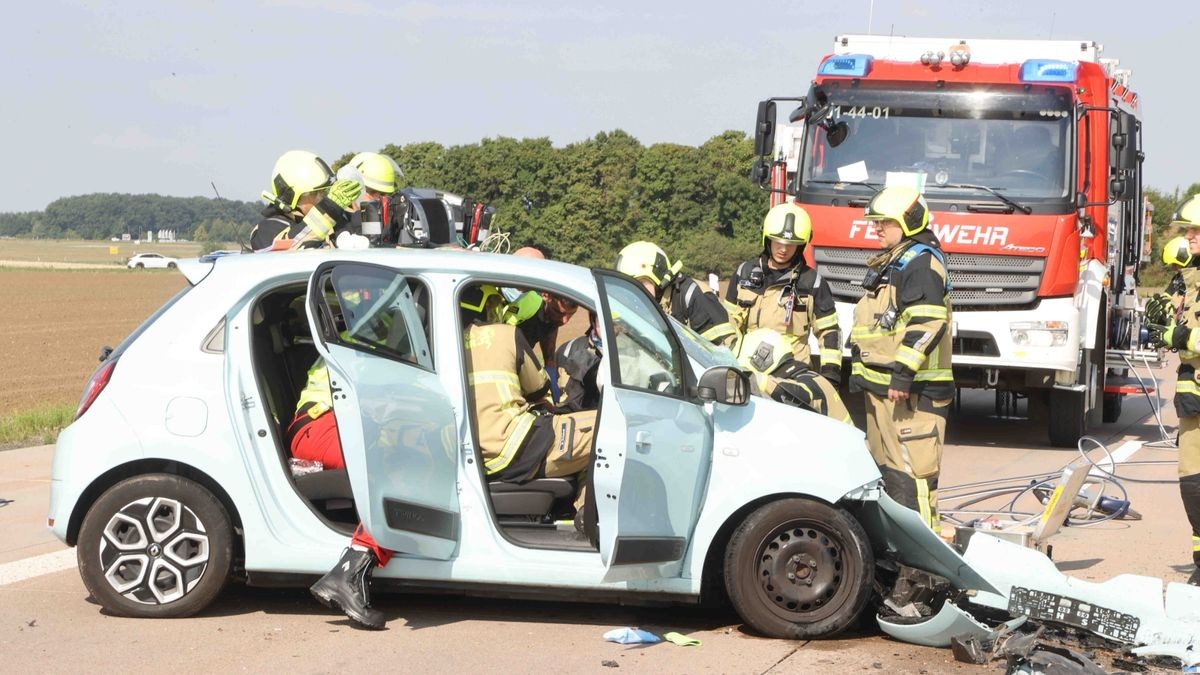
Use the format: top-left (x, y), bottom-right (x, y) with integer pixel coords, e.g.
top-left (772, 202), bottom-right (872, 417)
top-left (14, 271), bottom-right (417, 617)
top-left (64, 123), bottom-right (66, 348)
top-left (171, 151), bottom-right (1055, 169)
top-left (307, 261), bottom-right (461, 559)
top-left (592, 272), bottom-right (713, 576)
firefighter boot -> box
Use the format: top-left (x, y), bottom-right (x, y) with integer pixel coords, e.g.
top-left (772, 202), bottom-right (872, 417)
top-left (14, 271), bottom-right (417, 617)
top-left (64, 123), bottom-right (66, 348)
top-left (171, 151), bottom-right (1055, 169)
top-left (310, 547), bottom-right (386, 630)
top-left (1188, 567), bottom-right (1200, 587)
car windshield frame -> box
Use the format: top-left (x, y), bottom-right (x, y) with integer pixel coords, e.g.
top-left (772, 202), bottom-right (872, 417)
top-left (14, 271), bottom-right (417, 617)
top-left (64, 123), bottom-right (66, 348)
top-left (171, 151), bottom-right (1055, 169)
top-left (798, 80), bottom-right (1076, 215)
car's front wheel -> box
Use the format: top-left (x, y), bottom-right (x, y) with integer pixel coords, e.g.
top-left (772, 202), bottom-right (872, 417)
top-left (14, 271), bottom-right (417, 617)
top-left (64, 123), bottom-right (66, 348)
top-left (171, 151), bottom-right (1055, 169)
top-left (724, 498), bottom-right (873, 639)
top-left (134, 262), bottom-right (144, 269)
top-left (167, 262), bottom-right (177, 269)
top-left (77, 474), bottom-right (233, 618)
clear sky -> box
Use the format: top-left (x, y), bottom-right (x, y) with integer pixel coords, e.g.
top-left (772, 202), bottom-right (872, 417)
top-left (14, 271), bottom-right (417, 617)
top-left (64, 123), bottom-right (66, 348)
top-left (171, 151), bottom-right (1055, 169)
top-left (4, 0), bottom-right (1196, 212)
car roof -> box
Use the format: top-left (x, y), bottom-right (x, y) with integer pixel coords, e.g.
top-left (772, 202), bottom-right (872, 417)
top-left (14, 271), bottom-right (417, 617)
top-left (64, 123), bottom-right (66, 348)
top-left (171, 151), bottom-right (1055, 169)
top-left (193, 248), bottom-right (597, 295)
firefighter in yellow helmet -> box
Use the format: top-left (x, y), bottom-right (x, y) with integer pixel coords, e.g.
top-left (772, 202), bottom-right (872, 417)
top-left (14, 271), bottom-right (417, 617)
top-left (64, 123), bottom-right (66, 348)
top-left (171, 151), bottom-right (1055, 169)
top-left (615, 241), bottom-right (737, 348)
top-left (460, 284), bottom-right (596, 521)
top-left (1144, 195), bottom-right (1200, 586)
top-left (849, 187), bottom-right (953, 531)
top-left (726, 203), bottom-right (843, 384)
top-left (250, 150), bottom-right (362, 251)
top-left (736, 328), bottom-right (852, 424)
top-left (334, 152), bottom-right (404, 248)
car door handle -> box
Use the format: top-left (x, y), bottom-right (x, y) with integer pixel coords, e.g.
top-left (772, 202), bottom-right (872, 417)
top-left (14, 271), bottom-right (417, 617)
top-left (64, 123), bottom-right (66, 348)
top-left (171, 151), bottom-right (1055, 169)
top-left (635, 431), bottom-right (651, 453)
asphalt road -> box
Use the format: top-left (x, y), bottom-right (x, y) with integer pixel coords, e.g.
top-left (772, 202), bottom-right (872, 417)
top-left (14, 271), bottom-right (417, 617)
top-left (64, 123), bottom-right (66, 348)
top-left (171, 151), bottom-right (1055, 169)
top-left (0, 363), bottom-right (1191, 673)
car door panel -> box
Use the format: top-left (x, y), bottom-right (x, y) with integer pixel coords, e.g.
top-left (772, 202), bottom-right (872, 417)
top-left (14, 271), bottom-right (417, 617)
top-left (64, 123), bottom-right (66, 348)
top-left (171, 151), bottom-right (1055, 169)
top-left (593, 272), bottom-right (713, 576)
top-left (307, 262), bottom-right (460, 560)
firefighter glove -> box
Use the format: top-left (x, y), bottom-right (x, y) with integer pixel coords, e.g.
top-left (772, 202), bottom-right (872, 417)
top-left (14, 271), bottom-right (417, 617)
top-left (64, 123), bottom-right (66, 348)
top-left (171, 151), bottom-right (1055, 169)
top-left (1144, 293), bottom-right (1174, 327)
top-left (328, 179), bottom-right (363, 210)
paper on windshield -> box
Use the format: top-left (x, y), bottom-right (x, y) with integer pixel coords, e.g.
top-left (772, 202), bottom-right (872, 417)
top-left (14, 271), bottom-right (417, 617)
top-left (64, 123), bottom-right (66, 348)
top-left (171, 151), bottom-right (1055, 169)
top-left (836, 161), bottom-right (869, 183)
top-left (885, 171), bottom-right (927, 193)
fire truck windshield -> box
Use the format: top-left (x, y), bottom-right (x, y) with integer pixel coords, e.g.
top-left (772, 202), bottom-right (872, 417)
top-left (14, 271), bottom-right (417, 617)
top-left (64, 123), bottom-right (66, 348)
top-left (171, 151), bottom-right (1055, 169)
top-left (801, 82), bottom-right (1074, 207)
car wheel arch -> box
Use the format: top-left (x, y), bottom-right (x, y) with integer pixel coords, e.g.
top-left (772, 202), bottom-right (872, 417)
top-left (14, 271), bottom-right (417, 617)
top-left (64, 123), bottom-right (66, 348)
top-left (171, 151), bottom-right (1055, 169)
top-left (697, 492), bottom-right (842, 604)
top-left (67, 459), bottom-right (244, 556)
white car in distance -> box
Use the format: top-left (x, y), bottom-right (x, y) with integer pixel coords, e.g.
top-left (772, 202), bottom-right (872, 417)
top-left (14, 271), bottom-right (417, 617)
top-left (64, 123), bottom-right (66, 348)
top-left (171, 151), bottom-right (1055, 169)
top-left (127, 253), bottom-right (179, 269)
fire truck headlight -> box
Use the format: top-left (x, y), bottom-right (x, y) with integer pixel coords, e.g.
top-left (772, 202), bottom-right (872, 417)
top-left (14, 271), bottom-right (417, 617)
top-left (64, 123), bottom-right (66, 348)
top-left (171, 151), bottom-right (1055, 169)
top-left (1010, 321), bottom-right (1069, 348)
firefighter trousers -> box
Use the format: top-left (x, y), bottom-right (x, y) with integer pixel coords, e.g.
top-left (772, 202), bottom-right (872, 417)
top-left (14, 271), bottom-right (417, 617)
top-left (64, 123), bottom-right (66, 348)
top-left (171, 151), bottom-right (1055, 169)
top-left (1177, 416), bottom-right (1200, 567)
top-left (528, 410), bottom-right (597, 511)
top-left (864, 392), bottom-right (951, 531)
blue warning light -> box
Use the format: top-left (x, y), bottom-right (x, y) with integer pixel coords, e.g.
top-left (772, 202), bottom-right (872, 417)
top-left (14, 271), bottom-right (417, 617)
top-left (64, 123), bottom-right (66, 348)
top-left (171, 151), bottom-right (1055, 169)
top-left (819, 54), bottom-right (873, 78)
top-left (1019, 59), bottom-right (1079, 83)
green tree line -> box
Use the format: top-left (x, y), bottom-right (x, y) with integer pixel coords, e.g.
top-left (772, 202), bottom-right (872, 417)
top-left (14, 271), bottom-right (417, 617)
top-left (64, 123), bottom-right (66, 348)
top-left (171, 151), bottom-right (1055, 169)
top-left (0, 194), bottom-right (261, 241)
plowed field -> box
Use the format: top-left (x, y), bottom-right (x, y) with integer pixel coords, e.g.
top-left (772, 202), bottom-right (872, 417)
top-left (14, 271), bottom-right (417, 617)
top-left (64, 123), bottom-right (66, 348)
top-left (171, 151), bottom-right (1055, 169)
top-left (2, 270), bottom-right (185, 412)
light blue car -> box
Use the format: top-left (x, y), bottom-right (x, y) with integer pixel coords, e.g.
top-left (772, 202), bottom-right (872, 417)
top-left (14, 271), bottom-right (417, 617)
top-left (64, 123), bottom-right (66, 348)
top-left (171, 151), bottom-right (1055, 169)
top-left (49, 249), bottom-right (938, 638)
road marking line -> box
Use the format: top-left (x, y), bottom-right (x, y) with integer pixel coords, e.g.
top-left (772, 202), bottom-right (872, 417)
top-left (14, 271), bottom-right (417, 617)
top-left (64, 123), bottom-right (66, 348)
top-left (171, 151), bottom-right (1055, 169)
top-left (0, 549), bottom-right (76, 587)
top-left (1088, 439), bottom-right (1142, 477)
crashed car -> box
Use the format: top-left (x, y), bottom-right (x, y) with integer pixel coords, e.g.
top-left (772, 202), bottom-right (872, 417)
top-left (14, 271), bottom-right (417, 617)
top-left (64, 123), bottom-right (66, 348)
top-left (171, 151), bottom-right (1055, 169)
top-left (50, 249), bottom-right (890, 637)
top-left (47, 249), bottom-right (1200, 660)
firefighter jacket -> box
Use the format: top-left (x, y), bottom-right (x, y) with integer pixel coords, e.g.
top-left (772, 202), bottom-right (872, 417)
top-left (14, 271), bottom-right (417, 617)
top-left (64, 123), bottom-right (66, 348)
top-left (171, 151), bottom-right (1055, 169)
top-left (463, 322), bottom-right (553, 479)
top-left (661, 276), bottom-right (737, 347)
top-left (250, 203), bottom-right (350, 251)
top-left (250, 210), bottom-right (299, 250)
top-left (849, 232), bottom-right (954, 400)
top-left (1169, 266), bottom-right (1200, 419)
top-left (726, 254), bottom-right (841, 382)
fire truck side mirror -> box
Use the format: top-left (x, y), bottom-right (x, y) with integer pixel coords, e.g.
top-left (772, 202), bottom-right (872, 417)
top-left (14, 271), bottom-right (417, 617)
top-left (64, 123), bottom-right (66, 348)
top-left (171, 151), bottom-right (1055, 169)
top-left (750, 159), bottom-right (770, 187)
top-left (1109, 177), bottom-right (1132, 202)
top-left (753, 100), bottom-right (777, 157)
top-left (1110, 111), bottom-right (1140, 173)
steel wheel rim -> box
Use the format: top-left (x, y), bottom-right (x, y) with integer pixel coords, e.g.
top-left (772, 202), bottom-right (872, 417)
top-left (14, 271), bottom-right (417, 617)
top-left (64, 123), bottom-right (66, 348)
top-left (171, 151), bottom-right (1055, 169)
top-left (99, 497), bottom-right (210, 605)
top-left (753, 518), bottom-right (850, 623)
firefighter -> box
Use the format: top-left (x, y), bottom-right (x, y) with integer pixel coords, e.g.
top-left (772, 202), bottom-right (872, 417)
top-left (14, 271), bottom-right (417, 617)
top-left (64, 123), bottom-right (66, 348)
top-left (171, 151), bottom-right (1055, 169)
top-left (462, 285), bottom-right (596, 514)
top-left (335, 151), bottom-right (403, 248)
top-left (615, 241), bottom-right (738, 348)
top-left (726, 203), bottom-right (842, 384)
top-left (737, 328), bottom-right (852, 424)
top-left (1144, 196), bottom-right (1200, 585)
top-left (848, 187), bottom-right (954, 531)
top-left (250, 150), bottom-right (362, 251)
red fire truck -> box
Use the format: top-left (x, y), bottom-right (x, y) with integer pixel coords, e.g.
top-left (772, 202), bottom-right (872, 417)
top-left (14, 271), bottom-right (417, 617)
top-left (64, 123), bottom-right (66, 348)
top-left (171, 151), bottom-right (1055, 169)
top-left (751, 35), bottom-right (1148, 446)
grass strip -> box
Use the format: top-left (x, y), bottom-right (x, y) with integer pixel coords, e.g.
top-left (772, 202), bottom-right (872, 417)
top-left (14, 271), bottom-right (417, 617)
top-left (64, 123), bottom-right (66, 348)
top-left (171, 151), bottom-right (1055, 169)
top-left (0, 403), bottom-right (76, 448)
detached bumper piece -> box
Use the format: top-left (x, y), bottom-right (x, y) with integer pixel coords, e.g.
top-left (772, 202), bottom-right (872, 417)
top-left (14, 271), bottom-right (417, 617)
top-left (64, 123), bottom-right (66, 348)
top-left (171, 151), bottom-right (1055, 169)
top-left (859, 494), bottom-right (1200, 669)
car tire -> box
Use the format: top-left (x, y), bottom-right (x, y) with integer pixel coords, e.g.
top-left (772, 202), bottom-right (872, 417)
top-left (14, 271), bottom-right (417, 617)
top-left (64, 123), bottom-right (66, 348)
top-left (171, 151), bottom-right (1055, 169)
top-left (724, 498), bottom-right (873, 639)
top-left (77, 474), bottom-right (233, 618)
top-left (167, 262), bottom-right (176, 269)
top-left (134, 262), bottom-right (144, 269)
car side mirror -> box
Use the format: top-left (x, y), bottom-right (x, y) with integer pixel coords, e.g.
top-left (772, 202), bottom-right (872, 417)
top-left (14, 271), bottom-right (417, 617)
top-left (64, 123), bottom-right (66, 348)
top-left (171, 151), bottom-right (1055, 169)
top-left (697, 366), bottom-right (750, 406)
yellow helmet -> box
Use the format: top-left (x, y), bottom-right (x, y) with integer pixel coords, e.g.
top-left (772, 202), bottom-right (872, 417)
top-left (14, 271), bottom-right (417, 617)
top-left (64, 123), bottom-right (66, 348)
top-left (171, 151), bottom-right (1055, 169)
top-left (614, 241), bottom-right (681, 290)
top-left (761, 203), bottom-right (813, 248)
top-left (1162, 236), bottom-right (1193, 268)
top-left (459, 284), bottom-right (502, 322)
top-left (346, 152), bottom-right (402, 194)
top-left (864, 186), bottom-right (930, 237)
top-left (263, 150), bottom-right (335, 210)
top-left (1172, 195), bottom-right (1200, 229)
top-left (736, 328), bottom-right (800, 376)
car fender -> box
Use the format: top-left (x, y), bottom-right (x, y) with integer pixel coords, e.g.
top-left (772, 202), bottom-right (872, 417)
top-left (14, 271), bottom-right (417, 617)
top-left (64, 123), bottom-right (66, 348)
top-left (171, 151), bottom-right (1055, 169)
top-left (877, 601), bottom-right (996, 648)
top-left (683, 396), bottom-right (881, 580)
top-left (50, 397), bottom-right (144, 543)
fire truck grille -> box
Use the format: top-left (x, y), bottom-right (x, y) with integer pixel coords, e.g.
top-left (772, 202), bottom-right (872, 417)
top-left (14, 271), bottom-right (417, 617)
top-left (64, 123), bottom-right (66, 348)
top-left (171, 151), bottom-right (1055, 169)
top-left (813, 247), bottom-right (1045, 308)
